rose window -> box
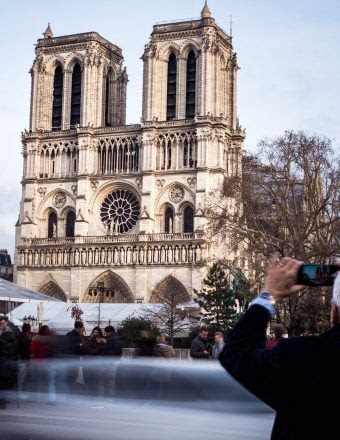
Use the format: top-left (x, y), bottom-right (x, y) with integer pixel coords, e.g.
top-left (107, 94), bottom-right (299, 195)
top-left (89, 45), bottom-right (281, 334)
top-left (100, 189), bottom-right (140, 234)
top-left (169, 185), bottom-right (184, 203)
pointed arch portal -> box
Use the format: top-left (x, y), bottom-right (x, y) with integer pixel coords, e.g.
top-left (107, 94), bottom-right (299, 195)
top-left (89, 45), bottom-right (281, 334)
top-left (149, 275), bottom-right (190, 304)
top-left (83, 271), bottom-right (134, 303)
top-left (39, 281), bottom-right (67, 302)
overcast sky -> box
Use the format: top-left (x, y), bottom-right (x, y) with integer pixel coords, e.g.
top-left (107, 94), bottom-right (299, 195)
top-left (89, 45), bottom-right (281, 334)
top-left (1, 0), bottom-right (339, 258)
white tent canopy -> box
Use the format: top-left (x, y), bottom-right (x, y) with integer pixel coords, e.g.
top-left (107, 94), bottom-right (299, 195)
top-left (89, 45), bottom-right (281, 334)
top-left (10, 302), bottom-right (163, 334)
top-left (0, 278), bottom-right (61, 303)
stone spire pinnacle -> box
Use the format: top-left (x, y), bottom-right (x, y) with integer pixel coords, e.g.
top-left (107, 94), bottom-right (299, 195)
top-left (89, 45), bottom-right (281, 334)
top-left (201, 1), bottom-right (212, 18)
top-left (43, 23), bottom-right (53, 39)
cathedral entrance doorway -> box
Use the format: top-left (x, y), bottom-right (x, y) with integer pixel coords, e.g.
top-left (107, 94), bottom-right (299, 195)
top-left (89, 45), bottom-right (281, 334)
top-left (39, 281), bottom-right (67, 302)
top-left (83, 271), bottom-right (134, 303)
top-left (149, 275), bottom-right (190, 304)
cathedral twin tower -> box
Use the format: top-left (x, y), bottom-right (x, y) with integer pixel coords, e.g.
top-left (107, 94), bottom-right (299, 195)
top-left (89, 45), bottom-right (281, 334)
top-left (15, 3), bottom-right (245, 303)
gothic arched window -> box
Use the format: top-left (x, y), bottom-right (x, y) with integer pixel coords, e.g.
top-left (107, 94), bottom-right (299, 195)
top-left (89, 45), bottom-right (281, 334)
top-left (104, 69), bottom-right (112, 127)
top-left (166, 53), bottom-right (177, 120)
top-left (48, 212), bottom-right (58, 238)
top-left (186, 51), bottom-right (196, 118)
top-left (164, 207), bottom-right (174, 233)
top-left (66, 211), bottom-right (76, 237)
top-left (52, 65), bottom-right (63, 130)
top-left (70, 63), bottom-right (81, 126)
top-left (183, 206), bottom-right (194, 233)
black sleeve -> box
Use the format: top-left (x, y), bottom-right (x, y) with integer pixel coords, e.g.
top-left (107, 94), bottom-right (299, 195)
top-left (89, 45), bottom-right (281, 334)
top-left (219, 304), bottom-right (285, 411)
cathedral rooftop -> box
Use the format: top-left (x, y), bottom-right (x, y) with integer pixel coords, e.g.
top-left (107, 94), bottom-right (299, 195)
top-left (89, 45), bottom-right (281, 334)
top-left (152, 1), bottom-right (231, 44)
top-left (36, 31), bottom-right (122, 58)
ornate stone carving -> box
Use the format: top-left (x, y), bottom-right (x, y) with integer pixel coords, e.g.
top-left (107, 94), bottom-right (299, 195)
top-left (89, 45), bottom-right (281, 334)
top-left (169, 185), bottom-right (184, 203)
top-left (156, 179), bottom-right (165, 189)
top-left (71, 184), bottom-right (78, 196)
top-left (187, 177), bottom-right (196, 188)
top-left (91, 180), bottom-right (99, 190)
top-left (37, 187), bottom-right (47, 197)
top-left (135, 177), bottom-right (142, 189)
top-left (53, 191), bottom-right (66, 208)
top-left (34, 55), bottom-right (46, 73)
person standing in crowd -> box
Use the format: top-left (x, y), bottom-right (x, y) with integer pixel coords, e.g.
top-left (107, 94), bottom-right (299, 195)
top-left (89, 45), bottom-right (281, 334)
top-left (17, 323), bottom-right (32, 398)
top-left (66, 320), bottom-right (85, 355)
top-left (101, 325), bottom-right (123, 357)
top-left (152, 334), bottom-right (175, 358)
top-left (100, 326), bottom-right (123, 398)
top-left (137, 329), bottom-right (155, 357)
top-left (0, 315), bottom-right (12, 335)
top-left (211, 332), bottom-right (225, 360)
top-left (266, 323), bottom-right (288, 349)
top-left (83, 326), bottom-right (106, 397)
top-left (30, 325), bottom-right (56, 404)
top-left (190, 327), bottom-right (211, 359)
top-left (0, 319), bottom-right (18, 408)
top-left (83, 326), bottom-right (106, 355)
top-left (151, 334), bottom-right (175, 399)
top-left (219, 255), bottom-right (340, 440)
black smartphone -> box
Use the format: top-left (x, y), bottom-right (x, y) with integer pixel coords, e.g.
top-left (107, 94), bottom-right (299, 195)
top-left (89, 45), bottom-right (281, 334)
top-left (296, 264), bottom-right (338, 287)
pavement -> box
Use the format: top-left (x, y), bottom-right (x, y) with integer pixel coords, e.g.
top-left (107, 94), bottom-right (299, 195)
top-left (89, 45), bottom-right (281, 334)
top-left (0, 394), bottom-right (274, 440)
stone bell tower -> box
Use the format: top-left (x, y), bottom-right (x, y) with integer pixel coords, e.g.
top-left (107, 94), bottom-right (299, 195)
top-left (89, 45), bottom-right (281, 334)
top-left (142, 1), bottom-right (239, 127)
top-left (29, 24), bottom-right (128, 132)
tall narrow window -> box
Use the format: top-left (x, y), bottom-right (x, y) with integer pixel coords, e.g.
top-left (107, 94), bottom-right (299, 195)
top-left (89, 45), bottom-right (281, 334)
top-left (166, 53), bottom-right (177, 120)
top-left (164, 207), bottom-right (174, 233)
top-left (104, 70), bottom-right (112, 127)
top-left (52, 66), bottom-right (63, 130)
top-left (66, 211), bottom-right (76, 237)
top-left (70, 63), bottom-right (81, 126)
top-left (48, 212), bottom-right (58, 238)
top-left (186, 51), bottom-right (196, 118)
top-left (183, 206), bottom-right (194, 233)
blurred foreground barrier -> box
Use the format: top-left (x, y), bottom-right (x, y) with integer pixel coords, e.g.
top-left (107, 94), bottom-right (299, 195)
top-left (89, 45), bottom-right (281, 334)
top-left (122, 348), bottom-right (190, 359)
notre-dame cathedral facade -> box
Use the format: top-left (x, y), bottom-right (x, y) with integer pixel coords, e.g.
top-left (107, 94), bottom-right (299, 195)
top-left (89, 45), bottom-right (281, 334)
top-left (14, 3), bottom-right (245, 303)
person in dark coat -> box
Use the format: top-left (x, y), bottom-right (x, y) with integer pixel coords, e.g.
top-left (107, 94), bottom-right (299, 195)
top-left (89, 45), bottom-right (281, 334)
top-left (17, 323), bottom-right (32, 396)
top-left (219, 255), bottom-right (340, 440)
top-left (101, 325), bottom-right (123, 356)
top-left (190, 327), bottom-right (210, 359)
top-left (66, 321), bottom-right (85, 355)
top-left (0, 328), bottom-right (19, 408)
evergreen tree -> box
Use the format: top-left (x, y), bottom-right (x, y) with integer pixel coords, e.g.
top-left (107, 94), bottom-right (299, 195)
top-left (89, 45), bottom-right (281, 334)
top-left (194, 262), bottom-right (238, 333)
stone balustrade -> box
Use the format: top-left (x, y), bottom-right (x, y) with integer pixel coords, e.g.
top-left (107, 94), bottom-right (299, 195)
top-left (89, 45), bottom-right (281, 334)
top-left (17, 232), bottom-right (206, 269)
top-left (20, 232), bottom-right (204, 247)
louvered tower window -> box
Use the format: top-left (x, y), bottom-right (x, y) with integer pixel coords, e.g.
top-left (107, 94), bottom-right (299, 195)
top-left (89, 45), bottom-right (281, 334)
top-left (105, 70), bottom-right (112, 127)
top-left (66, 211), bottom-right (76, 237)
top-left (52, 66), bottom-right (63, 130)
top-left (186, 51), bottom-right (196, 119)
top-left (183, 206), bottom-right (194, 233)
top-left (70, 63), bottom-right (81, 126)
top-left (166, 53), bottom-right (177, 120)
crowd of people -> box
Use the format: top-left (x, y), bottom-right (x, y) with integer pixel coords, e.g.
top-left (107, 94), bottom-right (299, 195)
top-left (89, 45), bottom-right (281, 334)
top-left (0, 312), bottom-right (234, 409)
top-left (0, 306), bottom-right (291, 410)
